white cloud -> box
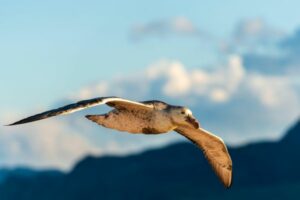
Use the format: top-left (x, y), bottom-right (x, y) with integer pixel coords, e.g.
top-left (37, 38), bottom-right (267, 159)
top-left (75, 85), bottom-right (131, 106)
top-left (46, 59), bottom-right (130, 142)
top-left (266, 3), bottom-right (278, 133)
top-left (247, 74), bottom-right (299, 107)
top-left (221, 18), bottom-right (285, 54)
top-left (144, 55), bottom-right (245, 103)
top-left (146, 60), bottom-right (192, 96)
top-left (131, 16), bottom-right (206, 40)
top-left (171, 16), bottom-right (198, 33)
top-left (73, 82), bottom-right (108, 99)
top-left (210, 88), bottom-right (229, 103)
top-left (234, 18), bottom-right (284, 43)
top-left (0, 117), bottom-right (102, 171)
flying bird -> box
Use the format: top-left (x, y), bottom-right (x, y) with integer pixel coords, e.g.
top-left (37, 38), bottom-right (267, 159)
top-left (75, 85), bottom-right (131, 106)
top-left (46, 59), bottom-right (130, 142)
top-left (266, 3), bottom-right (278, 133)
top-left (8, 96), bottom-right (233, 187)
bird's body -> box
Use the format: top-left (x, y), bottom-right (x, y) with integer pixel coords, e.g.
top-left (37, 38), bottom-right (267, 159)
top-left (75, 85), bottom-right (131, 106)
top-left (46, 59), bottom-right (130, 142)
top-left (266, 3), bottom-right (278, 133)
top-left (87, 107), bottom-right (175, 134)
top-left (87, 101), bottom-right (179, 134)
top-left (7, 96), bottom-right (233, 188)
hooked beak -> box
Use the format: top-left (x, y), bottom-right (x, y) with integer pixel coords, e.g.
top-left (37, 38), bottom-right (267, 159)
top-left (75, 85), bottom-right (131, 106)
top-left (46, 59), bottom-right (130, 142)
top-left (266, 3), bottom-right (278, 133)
top-left (185, 115), bottom-right (200, 129)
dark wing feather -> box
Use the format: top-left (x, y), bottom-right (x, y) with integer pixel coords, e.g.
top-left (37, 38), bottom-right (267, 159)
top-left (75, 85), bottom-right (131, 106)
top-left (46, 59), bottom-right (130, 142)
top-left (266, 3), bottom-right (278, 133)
top-left (7, 96), bottom-right (153, 126)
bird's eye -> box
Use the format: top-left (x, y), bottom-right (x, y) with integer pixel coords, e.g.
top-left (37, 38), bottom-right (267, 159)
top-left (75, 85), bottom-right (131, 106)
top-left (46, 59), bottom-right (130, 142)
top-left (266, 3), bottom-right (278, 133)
top-left (181, 111), bottom-right (185, 115)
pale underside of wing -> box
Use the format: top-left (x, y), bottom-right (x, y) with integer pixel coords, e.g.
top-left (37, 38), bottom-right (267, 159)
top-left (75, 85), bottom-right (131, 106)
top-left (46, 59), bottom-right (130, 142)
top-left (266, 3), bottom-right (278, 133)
top-left (175, 126), bottom-right (233, 188)
top-left (7, 96), bottom-right (153, 126)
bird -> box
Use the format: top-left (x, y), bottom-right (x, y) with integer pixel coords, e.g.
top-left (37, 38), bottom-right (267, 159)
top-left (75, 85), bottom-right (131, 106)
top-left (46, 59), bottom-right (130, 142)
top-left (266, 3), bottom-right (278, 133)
top-left (7, 96), bottom-right (233, 188)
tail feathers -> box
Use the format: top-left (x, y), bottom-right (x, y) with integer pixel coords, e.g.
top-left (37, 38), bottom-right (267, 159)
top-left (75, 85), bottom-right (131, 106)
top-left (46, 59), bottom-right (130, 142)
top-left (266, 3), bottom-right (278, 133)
top-left (85, 115), bottom-right (107, 126)
top-left (85, 115), bottom-right (98, 122)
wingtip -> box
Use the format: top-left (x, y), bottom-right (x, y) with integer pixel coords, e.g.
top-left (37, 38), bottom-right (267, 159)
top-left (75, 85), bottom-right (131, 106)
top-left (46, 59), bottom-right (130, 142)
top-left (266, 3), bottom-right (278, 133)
top-left (224, 170), bottom-right (233, 189)
top-left (225, 181), bottom-right (232, 189)
top-left (4, 120), bottom-right (28, 126)
top-left (4, 123), bottom-right (15, 126)
top-left (4, 122), bottom-right (19, 126)
top-left (221, 178), bottom-right (232, 189)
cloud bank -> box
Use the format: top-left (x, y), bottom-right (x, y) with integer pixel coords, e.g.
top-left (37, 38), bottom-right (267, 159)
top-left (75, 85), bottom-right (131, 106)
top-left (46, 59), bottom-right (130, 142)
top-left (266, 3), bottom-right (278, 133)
top-left (0, 118), bottom-right (101, 171)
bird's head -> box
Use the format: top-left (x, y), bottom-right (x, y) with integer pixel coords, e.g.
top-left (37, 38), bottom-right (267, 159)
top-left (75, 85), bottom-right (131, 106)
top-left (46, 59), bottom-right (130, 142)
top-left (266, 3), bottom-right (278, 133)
top-left (170, 107), bottom-right (200, 129)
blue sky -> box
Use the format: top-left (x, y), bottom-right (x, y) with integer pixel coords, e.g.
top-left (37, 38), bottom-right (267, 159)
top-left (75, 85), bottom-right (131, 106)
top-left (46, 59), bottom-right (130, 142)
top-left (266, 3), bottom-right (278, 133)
top-left (1, 0), bottom-right (300, 170)
top-left (2, 0), bottom-right (300, 109)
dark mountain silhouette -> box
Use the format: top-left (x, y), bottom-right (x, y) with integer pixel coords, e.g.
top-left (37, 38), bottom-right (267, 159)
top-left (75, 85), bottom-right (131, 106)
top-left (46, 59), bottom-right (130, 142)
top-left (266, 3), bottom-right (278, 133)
top-left (0, 168), bottom-right (40, 184)
top-left (0, 119), bottom-right (299, 200)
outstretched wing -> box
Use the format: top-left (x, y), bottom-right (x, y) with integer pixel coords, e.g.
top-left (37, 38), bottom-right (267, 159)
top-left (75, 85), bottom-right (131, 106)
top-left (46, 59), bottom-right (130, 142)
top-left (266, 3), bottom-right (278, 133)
top-left (7, 96), bottom-right (153, 126)
top-left (175, 126), bottom-right (232, 188)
